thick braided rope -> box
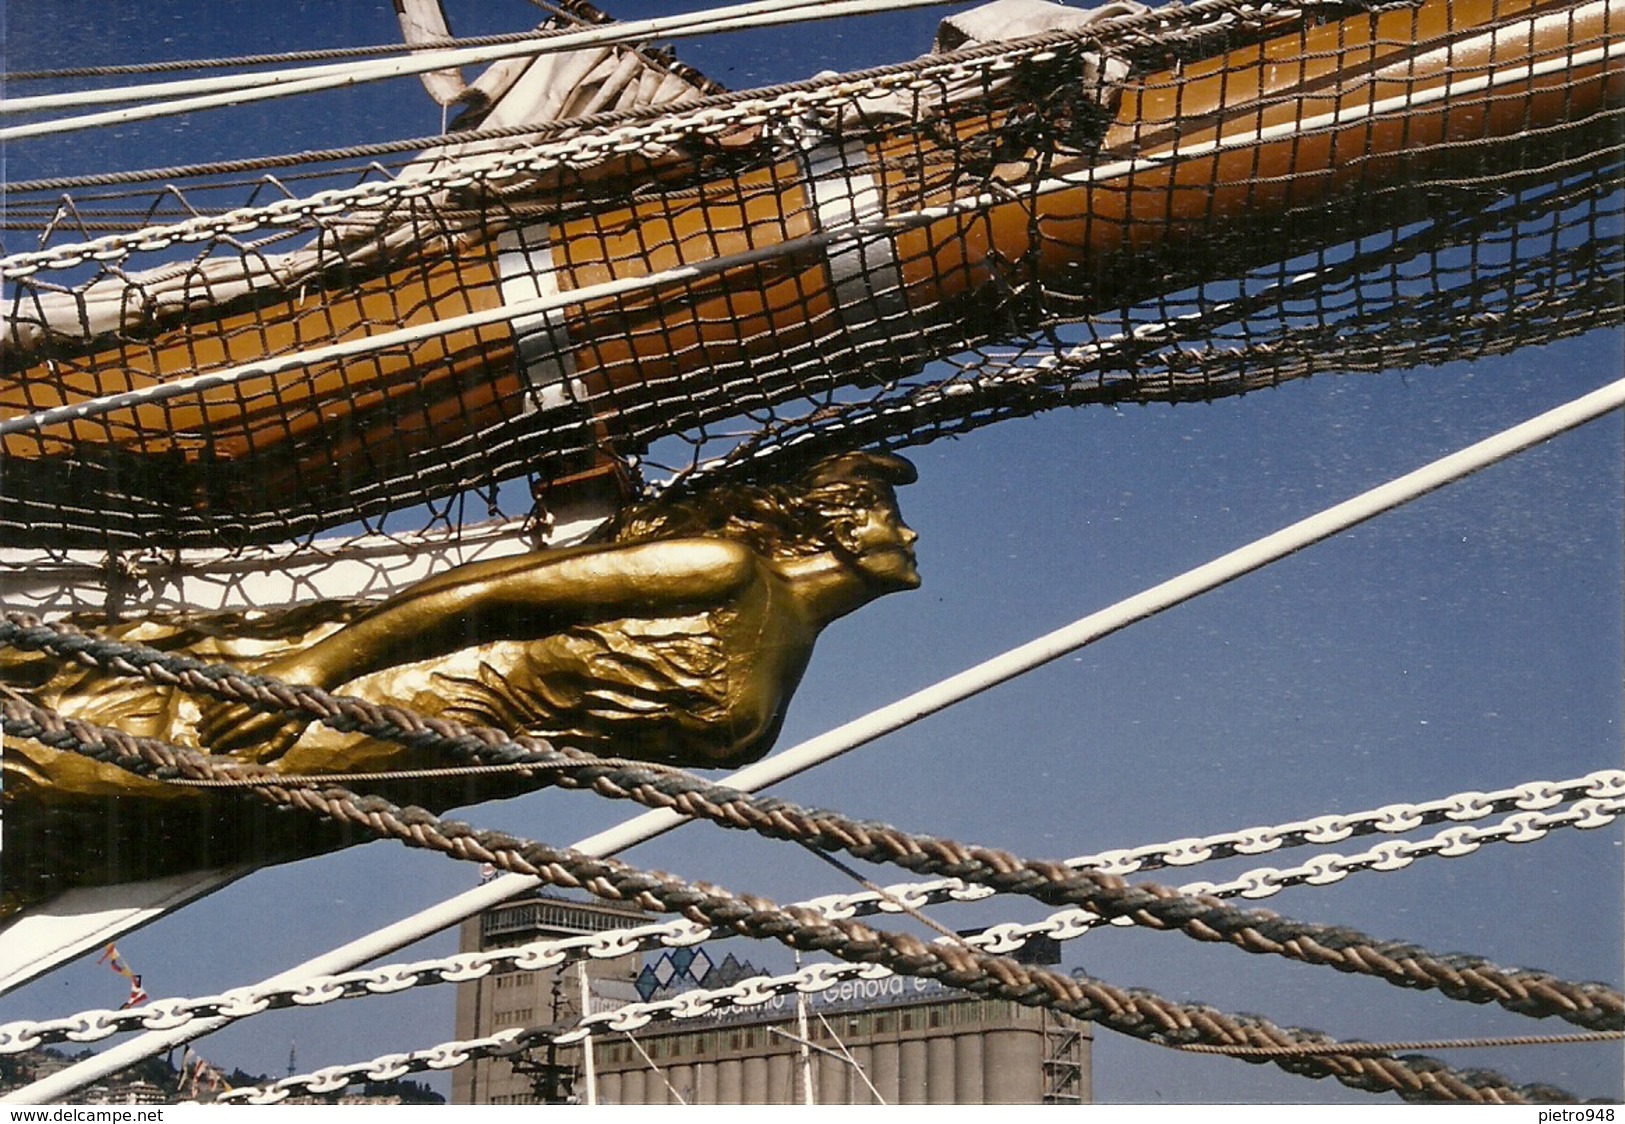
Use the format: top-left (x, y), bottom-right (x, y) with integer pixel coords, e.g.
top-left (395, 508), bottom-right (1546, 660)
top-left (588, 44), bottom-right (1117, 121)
top-left (224, 968), bottom-right (1580, 1106)
top-left (30, 732), bottom-right (1551, 1109)
top-left (4, 640), bottom-right (1621, 1034)
top-left (0, 699), bottom-right (1598, 1103)
top-left (4, 787), bottom-right (1617, 1054)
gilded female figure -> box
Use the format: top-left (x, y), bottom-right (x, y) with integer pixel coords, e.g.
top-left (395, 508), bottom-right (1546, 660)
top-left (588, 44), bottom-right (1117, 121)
top-left (1, 453), bottom-right (919, 915)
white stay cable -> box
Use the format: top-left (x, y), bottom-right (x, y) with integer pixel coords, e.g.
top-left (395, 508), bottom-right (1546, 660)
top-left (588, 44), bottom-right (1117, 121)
top-left (13, 376), bottom-right (1622, 1104)
top-left (0, 0), bottom-right (962, 141)
top-left (622, 1031), bottom-right (689, 1105)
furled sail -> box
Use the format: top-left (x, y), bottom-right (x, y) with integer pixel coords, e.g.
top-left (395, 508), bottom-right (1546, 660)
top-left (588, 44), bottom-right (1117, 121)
top-left (2, 0), bottom-right (1620, 551)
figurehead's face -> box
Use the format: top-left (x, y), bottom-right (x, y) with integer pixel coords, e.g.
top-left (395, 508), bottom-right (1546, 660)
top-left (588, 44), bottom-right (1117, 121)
top-left (799, 452), bottom-right (921, 591)
top-left (836, 489), bottom-right (921, 590)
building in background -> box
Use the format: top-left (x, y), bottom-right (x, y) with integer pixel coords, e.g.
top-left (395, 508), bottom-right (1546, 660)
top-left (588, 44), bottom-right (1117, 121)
top-left (451, 892), bottom-right (1091, 1105)
top-left (451, 892), bottom-right (651, 1105)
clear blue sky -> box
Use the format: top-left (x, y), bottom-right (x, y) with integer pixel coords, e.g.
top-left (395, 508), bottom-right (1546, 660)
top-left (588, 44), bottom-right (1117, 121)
top-left (3, 0), bottom-right (1621, 1104)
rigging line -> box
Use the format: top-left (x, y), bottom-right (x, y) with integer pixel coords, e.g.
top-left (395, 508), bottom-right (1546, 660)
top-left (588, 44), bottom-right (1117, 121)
top-left (0, 0), bottom-right (1392, 256)
top-left (621, 1031), bottom-right (688, 1105)
top-left (0, 0), bottom-right (938, 112)
top-left (161, 757), bottom-right (692, 788)
top-left (9, 688), bottom-right (1621, 1040)
top-left (0, 0), bottom-right (965, 139)
top-left (1174, 1031), bottom-right (1625, 1057)
top-left (0, 0), bottom-right (1353, 198)
top-left (812, 1010), bottom-right (890, 1104)
top-left (7, 159), bottom-right (425, 202)
top-left (2, 21), bottom-right (641, 82)
top-left (797, 842), bottom-right (971, 947)
top-left (769, 1025), bottom-right (851, 1064)
top-left (7, 785), bottom-right (1617, 1055)
top-left (23, 375), bottom-right (1623, 1099)
top-left (159, 802), bottom-right (1571, 1107)
top-left (9, 19), bottom-right (1612, 436)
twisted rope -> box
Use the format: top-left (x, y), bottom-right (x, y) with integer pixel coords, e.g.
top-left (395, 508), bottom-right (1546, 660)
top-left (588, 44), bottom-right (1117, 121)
top-left (3, 786), bottom-right (1616, 1054)
top-left (3, 625), bottom-right (1620, 1033)
top-left (1176, 1032), bottom-right (1625, 1058)
top-left (224, 993), bottom-right (1583, 1105)
top-left (13, 712), bottom-right (1547, 1108)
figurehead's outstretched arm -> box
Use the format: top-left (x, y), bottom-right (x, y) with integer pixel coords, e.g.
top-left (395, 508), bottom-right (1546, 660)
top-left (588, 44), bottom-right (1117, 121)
top-left (299, 538), bottom-right (757, 688)
top-left (199, 537), bottom-right (758, 753)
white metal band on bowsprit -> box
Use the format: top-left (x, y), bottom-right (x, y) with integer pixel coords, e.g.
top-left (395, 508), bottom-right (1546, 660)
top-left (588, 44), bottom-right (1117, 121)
top-left (495, 222), bottom-right (582, 416)
top-left (801, 139), bottom-right (910, 346)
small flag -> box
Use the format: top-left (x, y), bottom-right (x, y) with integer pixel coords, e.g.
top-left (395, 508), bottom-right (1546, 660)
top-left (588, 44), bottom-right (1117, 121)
top-left (99, 944), bottom-right (147, 1007)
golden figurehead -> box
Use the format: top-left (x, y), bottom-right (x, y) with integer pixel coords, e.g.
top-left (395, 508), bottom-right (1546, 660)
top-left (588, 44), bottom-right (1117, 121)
top-left (1, 452), bottom-right (919, 916)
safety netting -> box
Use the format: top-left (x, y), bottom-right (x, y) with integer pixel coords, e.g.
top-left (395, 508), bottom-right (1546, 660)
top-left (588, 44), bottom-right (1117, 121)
top-left (2, 0), bottom-right (1620, 553)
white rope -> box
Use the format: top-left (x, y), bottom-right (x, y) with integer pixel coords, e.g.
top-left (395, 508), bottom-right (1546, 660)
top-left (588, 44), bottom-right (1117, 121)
top-left (211, 791), bottom-right (1625, 1103)
top-left (623, 1031), bottom-right (689, 1105)
top-left (4, 13), bottom-right (1607, 434)
top-left (0, 0), bottom-right (1323, 277)
top-left (0, 0), bottom-right (963, 140)
top-left (6, 771), bottom-right (1617, 1058)
top-left (14, 377), bottom-right (1621, 1103)
top-left (814, 1010), bottom-right (889, 1102)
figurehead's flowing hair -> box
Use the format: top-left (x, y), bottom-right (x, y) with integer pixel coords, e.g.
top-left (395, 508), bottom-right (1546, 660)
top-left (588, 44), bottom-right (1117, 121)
top-left (612, 452), bottom-right (918, 561)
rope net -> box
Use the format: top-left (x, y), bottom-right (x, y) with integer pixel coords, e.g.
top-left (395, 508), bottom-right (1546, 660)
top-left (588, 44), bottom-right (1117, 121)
top-left (3, 0), bottom-right (1619, 559)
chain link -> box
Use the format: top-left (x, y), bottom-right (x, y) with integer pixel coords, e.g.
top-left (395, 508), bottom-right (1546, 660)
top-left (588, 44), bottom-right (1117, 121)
top-left (7, 772), bottom-right (1617, 1060)
top-left (220, 788), bottom-right (1625, 1103)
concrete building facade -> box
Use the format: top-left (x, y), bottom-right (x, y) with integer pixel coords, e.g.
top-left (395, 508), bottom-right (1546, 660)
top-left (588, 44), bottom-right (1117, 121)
top-left (584, 990), bottom-right (1091, 1105)
top-left (452, 891), bottom-right (1091, 1106)
top-left (450, 893), bottom-right (649, 1106)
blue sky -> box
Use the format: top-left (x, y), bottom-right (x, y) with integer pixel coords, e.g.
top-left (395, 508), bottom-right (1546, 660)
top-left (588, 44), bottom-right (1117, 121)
top-left (3, 0), bottom-right (1621, 1104)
